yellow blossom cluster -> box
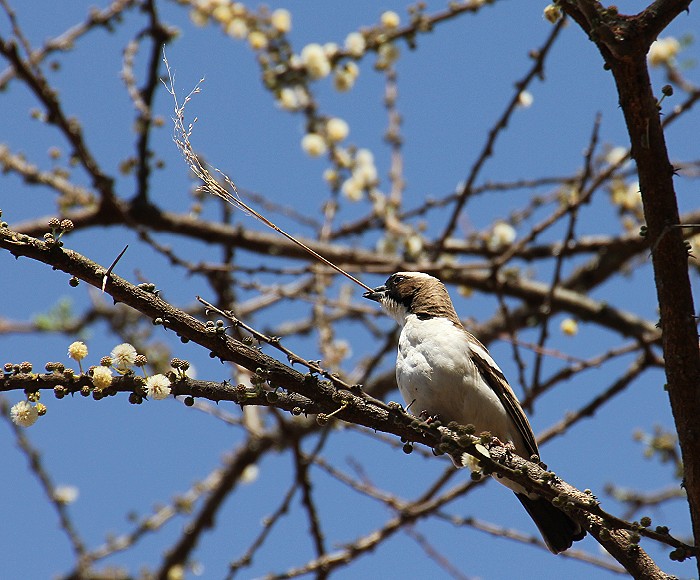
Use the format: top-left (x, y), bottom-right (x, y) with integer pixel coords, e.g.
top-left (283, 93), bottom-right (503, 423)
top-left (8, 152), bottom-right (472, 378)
top-left (339, 148), bottom-right (378, 201)
top-left (301, 117), bottom-right (350, 158)
top-left (277, 86), bottom-right (309, 111)
top-left (488, 221), bottom-right (517, 251)
top-left (8, 339), bottom-right (178, 427)
top-left (648, 37), bottom-right (681, 67)
top-left (182, 5), bottom-right (416, 215)
top-left (190, 1), bottom-right (291, 51)
top-left (380, 11), bottom-right (400, 29)
top-left (610, 179), bottom-right (641, 212)
top-left (334, 61), bottom-right (360, 92)
top-left (301, 43), bottom-right (331, 79)
top-left (560, 318), bottom-right (579, 336)
top-left (375, 231), bottom-right (425, 261)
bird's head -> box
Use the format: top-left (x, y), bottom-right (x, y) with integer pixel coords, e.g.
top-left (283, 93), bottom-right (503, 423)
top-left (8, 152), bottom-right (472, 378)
top-left (363, 272), bottom-right (461, 327)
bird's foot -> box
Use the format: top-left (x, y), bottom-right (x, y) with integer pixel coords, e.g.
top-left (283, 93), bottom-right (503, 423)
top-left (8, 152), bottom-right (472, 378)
top-left (489, 437), bottom-right (516, 456)
top-left (419, 410), bottom-right (440, 424)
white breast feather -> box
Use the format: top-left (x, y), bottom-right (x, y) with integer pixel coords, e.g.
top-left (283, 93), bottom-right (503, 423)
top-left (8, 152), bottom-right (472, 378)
top-left (395, 314), bottom-right (523, 450)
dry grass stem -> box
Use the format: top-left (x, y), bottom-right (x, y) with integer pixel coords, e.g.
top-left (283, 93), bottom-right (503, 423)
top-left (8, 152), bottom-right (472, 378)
top-left (162, 52), bottom-right (373, 293)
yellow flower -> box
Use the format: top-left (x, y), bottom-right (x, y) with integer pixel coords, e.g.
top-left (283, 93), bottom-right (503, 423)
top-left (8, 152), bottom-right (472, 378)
top-left (301, 133), bottom-right (327, 157)
top-left (92, 366), bottom-right (113, 389)
top-left (278, 88), bottom-right (298, 110)
top-left (248, 31), bottom-right (268, 51)
top-left (146, 374), bottom-right (172, 400)
top-left (334, 69), bottom-right (356, 92)
top-left (353, 148), bottom-right (377, 187)
top-left (488, 221), bottom-right (516, 250)
top-left (241, 464), bottom-right (259, 483)
top-left (323, 168), bottom-right (338, 185)
top-left (344, 32), bottom-right (366, 57)
top-left (341, 177), bottom-right (363, 201)
top-left (605, 146), bottom-right (628, 167)
top-left (404, 234), bottom-right (424, 260)
top-left (212, 4), bottom-right (233, 25)
top-left (67, 341), bottom-right (88, 362)
top-left (648, 37), bottom-right (680, 67)
top-left (226, 18), bottom-right (248, 39)
top-left (560, 318), bottom-right (579, 336)
top-left (111, 343), bottom-right (137, 371)
top-left (323, 43), bottom-right (339, 58)
top-left (610, 180), bottom-right (641, 211)
top-left (326, 118), bottom-right (349, 142)
top-left (53, 485), bottom-right (79, 505)
top-left (270, 9), bottom-right (291, 34)
top-left (517, 90), bottom-right (533, 108)
top-left (376, 43), bottom-right (400, 70)
top-left (380, 11), bottom-right (400, 29)
top-left (189, 9), bottom-right (208, 27)
top-left (301, 43), bottom-right (331, 79)
top-left (10, 400), bottom-right (38, 427)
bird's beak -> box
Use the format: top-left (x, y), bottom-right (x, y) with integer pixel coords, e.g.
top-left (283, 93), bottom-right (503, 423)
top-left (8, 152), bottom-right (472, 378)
top-left (363, 285), bottom-right (387, 302)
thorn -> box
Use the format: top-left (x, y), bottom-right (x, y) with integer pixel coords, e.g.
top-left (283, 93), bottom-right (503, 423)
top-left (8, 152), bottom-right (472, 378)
top-left (102, 244), bottom-right (128, 292)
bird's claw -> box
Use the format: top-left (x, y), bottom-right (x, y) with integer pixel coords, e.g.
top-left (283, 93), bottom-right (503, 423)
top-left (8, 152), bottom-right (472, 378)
top-left (419, 410), bottom-right (440, 424)
top-left (489, 437), bottom-right (516, 457)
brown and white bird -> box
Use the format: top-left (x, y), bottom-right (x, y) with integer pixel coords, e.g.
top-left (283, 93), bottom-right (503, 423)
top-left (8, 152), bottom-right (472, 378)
top-left (363, 271), bottom-right (585, 553)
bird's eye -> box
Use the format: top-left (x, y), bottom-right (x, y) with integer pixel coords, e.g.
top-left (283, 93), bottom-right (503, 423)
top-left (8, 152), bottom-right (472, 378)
top-left (388, 274), bottom-right (404, 286)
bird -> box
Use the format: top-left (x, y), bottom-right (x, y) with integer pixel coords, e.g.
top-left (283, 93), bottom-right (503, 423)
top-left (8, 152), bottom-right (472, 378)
top-left (363, 271), bottom-right (585, 553)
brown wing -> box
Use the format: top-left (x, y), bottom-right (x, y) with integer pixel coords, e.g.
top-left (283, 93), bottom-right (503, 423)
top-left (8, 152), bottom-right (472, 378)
top-left (469, 344), bottom-right (539, 458)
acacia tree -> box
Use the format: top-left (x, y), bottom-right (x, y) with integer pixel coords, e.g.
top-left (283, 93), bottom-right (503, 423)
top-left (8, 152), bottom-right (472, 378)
top-left (1, 1), bottom-right (699, 578)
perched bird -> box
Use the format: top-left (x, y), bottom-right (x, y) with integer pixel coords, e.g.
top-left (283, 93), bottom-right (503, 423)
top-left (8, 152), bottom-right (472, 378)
top-left (363, 271), bottom-right (585, 553)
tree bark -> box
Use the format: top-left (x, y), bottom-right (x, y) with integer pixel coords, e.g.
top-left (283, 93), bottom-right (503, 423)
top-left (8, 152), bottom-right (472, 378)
top-left (561, 1), bottom-right (700, 573)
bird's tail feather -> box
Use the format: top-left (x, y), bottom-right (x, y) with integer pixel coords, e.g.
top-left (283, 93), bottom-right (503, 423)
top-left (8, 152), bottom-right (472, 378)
top-left (515, 493), bottom-right (586, 553)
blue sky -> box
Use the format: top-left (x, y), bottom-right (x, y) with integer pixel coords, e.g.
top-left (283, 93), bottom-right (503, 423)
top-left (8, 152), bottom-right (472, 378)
top-left (1, 1), bottom-right (699, 578)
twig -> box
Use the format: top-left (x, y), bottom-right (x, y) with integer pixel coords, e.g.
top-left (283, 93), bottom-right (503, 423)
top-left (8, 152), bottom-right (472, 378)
top-left (162, 52), bottom-right (373, 293)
